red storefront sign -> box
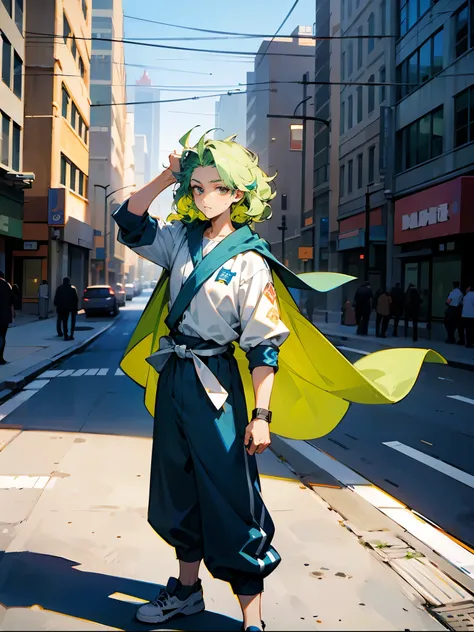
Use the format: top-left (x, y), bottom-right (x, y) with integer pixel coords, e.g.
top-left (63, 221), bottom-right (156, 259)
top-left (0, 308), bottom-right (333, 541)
top-left (394, 177), bottom-right (474, 245)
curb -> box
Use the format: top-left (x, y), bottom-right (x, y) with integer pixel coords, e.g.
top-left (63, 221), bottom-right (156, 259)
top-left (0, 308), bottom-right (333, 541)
top-left (321, 330), bottom-right (474, 372)
top-left (0, 320), bottom-right (117, 405)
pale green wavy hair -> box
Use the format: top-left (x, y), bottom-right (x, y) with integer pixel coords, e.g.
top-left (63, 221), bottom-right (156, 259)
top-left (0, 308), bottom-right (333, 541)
top-left (167, 126), bottom-right (276, 224)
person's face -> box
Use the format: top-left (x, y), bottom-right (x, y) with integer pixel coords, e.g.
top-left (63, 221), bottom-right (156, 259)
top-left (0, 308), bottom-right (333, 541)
top-left (190, 166), bottom-right (243, 220)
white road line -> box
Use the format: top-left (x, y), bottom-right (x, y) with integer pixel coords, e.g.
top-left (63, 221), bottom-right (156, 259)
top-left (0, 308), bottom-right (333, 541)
top-left (71, 369), bottom-right (88, 377)
top-left (383, 441), bottom-right (474, 489)
top-left (0, 390), bottom-right (38, 421)
top-left (337, 346), bottom-right (370, 356)
top-left (115, 368), bottom-right (125, 376)
top-left (41, 370), bottom-right (64, 378)
top-left (447, 395), bottom-right (474, 406)
top-left (98, 368), bottom-right (109, 376)
top-left (57, 370), bottom-right (74, 378)
top-left (438, 377), bottom-right (454, 382)
top-left (0, 475), bottom-right (51, 490)
top-left (85, 369), bottom-right (100, 376)
top-left (24, 380), bottom-right (50, 390)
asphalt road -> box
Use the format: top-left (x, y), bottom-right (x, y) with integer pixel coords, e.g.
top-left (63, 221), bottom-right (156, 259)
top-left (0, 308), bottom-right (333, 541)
top-left (3, 291), bottom-right (474, 550)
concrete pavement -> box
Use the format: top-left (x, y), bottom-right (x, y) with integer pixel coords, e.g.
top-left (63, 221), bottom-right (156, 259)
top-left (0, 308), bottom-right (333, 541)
top-left (0, 293), bottom-right (472, 629)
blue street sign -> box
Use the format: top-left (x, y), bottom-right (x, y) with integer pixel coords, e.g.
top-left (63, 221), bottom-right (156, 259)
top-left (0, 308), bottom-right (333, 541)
top-left (48, 188), bottom-right (66, 225)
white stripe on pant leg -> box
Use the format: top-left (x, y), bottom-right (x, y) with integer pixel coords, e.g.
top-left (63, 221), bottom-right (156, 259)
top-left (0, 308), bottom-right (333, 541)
top-left (266, 550), bottom-right (277, 564)
top-left (255, 504), bottom-right (267, 557)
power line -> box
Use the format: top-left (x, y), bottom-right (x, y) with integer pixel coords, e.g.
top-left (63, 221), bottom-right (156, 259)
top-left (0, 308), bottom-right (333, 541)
top-left (256, 0), bottom-right (301, 70)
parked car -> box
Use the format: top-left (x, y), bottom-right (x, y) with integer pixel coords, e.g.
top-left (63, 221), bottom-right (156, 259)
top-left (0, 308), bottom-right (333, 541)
top-left (114, 282), bottom-right (126, 307)
top-left (83, 285), bottom-right (119, 317)
top-left (124, 283), bottom-right (135, 301)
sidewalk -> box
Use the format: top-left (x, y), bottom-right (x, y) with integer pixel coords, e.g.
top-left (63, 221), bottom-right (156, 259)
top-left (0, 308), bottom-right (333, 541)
top-left (0, 313), bottom-right (116, 393)
top-left (314, 320), bottom-right (474, 370)
top-left (0, 429), bottom-right (445, 631)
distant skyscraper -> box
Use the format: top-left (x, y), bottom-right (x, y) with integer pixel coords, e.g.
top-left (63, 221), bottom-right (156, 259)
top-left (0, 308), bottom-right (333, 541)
top-left (134, 70), bottom-right (160, 180)
top-left (215, 94), bottom-right (246, 145)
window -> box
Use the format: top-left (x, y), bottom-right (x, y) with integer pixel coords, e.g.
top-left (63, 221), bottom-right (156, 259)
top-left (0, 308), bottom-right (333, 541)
top-left (347, 43), bottom-right (353, 76)
top-left (1, 112), bottom-right (10, 166)
top-left (454, 2), bottom-right (474, 58)
top-left (454, 86), bottom-right (474, 147)
top-left (342, 0), bottom-right (345, 20)
top-left (13, 52), bottom-right (21, 98)
top-left (82, 0), bottom-right (87, 20)
top-left (63, 14), bottom-right (71, 44)
top-left (396, 106), bottom-right (444, 171)
top-left (71, 36), bottom-right (77, 60)
top-left (348, 159), bottom-right (353, 194)
top-left (62, 86), bottom-right (70, 118)
top-left (381, 0), bottom-right (387, 35)
top-left (79, 55), bottom-right (85, 79)
top-left (91, 54), bottom-right (112, 80)
top-left (340, 101), bottom-right (345, 134)
top-left (12, 122), bottom-right (20, 171)
top-left (71, 103), bottom-right (78, 130)
top-left (78, 171), bottom-right (84, 197)
top-left (357, 86), bottom-right (363, 123)
top-left (368, 75), bottom-right (375, 113)
top-left (2, 35), bottom-right (12, 88)
top-left (396, 30), bottom-right (444, 100)
top-left (348, 95), bottom-right (353, 129)
top-left (368, 13), bottom-right (375, 53)
top-left (93, 0), bottom-right (113, 7)
top-left (368, 145), bottom-right (375, 183)
top-left (348, 0), bottom-right (352, 17)
top-left (70, 163), bottom-right (77, 191)
top-left (289, 124), bottom-right (302, 150)
top-left (400, 0), bottom-right (436, 37)
top-left (379, 66), bottom-right (386, 102)
top-left (357, 26), bottom-right (363, 68)
top-left (92, 16), bottom-right (113, 31)
top-left (60, 154), bottom-right (67, 185)
top-left (341, 51), bottom-right (346, 80)
top-left (1, 0), bottom-right (12, 15)
top-left (340, 164), bottom-right (345, 197)
top-left (15, 0), bottom-right (23, 31)
top-left (357, 153), bottom-right (363, 189)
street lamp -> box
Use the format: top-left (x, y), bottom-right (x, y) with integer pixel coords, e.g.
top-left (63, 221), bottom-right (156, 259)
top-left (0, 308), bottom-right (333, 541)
top-left (94, 183), bottom-right (136, 284)
top-left (277, 213), bottom-right (287, 265)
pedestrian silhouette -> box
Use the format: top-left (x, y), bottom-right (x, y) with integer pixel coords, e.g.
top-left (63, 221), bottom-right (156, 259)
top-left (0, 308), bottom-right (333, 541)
top-left (54, 277), bottom-right (79, 341)
top-left (0, 271), bottom-right (14, 365)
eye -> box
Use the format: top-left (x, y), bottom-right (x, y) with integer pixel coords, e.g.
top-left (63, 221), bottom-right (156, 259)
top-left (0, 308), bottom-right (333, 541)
top-left (217, 186), bottom-right (230, 195)
top-left (192, 185), bottom-right (204, 195)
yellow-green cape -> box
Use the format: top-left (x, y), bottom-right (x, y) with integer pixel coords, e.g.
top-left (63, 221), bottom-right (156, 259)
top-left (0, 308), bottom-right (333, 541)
top-left (120, 237), bottom-right (446, 440)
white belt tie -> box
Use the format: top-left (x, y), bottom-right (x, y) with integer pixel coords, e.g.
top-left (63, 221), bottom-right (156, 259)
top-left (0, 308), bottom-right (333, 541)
top-left (146, 335), bottom-right (229, 410)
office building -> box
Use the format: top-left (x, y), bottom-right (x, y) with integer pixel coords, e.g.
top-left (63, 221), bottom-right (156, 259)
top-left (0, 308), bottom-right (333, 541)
top-left (0, 0), bottom-right (26, 283)
top-left (247, 26), bottom-right (315, 272)
top-left (392, 0), bottom-right (474, 327)
top-left (134, 70), bottom-right (160, 180)
top-left (88, 0), bottom-right (128, 285)
top-left (15, 0), bottom-right (93, 313)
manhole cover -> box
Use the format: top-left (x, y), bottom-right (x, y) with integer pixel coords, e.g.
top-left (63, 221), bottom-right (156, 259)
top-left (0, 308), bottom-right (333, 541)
top-left (74, 326), bottom-right (94, 331)
top-left (430, 600), bottom-right (474, 631)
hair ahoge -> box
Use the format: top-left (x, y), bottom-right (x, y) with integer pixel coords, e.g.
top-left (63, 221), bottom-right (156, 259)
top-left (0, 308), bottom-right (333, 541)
top-left (167, 127), bottom-right (277, 225)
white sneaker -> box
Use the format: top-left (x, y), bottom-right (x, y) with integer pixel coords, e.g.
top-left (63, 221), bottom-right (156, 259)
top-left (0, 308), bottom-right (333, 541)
top-left (136, 577), bottom-right (205, 624)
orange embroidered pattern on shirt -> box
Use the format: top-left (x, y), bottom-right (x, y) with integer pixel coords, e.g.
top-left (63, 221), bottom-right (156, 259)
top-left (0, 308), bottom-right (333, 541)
top-left (266, 307), bottom-right (280, 325)
top-left (263, 282), bottom-right (277, 304)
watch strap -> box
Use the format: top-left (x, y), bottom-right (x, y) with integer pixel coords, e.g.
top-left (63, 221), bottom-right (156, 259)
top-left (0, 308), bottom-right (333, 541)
top-left (252, 407), bottom-right (272, 423)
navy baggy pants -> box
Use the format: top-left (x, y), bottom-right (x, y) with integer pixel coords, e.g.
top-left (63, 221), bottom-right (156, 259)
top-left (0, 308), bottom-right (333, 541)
top-left (148, 333), bottom-right (281, 595)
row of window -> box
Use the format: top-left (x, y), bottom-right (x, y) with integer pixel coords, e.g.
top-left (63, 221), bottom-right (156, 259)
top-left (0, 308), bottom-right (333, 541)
top-left (399, 0), bottom-right (437, 38)
top-left (340, 71), bottom-right (385, 134)
top-left (341, 5), bottom-right (386, 81)
top-left (1, 32), bottom-right (22, 99)
top-left (63, 14), bottom-right (86, 80)
top-left (454, 85), bottom-right (474, 148)
top-left (342, 0), bottom-right (387, 35)
top-left (396, 30), bottom-right (443, 101)
top-left (60, 153), bottom-right (88, 198)
top-left (0, 109), bottom-right (21, 171)
top-left (61, 84), bottom-right (89, 145)
top-left (0, 0), bottom-right (23, 32)
top-left (92, 16), bottom-right (113, 52)
top-left (91, 54), bottom-right (112, 81)
top-left (340, 146), bottom-right (376, 198)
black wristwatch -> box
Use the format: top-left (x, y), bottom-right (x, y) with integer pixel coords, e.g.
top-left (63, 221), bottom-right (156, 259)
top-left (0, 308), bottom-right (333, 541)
top-left (252, 408), bottom-right (272, 423)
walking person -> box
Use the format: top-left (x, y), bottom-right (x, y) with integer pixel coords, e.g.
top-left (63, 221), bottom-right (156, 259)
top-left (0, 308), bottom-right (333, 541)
top-left (404, 284), bottom-right (422, 342)
top-left (376, 290), bottom-right (391, 338)
top-left (11, 284), bottom-right (21, 317)
top-left (353, 281), bottom-right (373, 335)
top-left (38, 280), bottom-right (49, 320)
top-left (444, 281), bottom-right (464, 344)
top-left (389, 282), bottom-right (404, 337)
top-left (461, 285), bottom-right (474, 348)
top-left (0, 271), bottom-right (14, 365)
top-left (305, 290), bottom-right (316, 323)
top-left (54, 277), bottom-right (79, 341)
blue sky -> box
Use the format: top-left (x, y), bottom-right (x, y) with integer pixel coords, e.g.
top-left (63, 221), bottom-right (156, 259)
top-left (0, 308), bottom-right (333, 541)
top-left (122, 0), bottom-right (315, 210)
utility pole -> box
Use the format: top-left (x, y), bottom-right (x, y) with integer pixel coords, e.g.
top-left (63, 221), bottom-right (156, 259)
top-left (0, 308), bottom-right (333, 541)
top-left (277, 213), bottom-right (287, 264)
top-left (364, 185), bottom-right (371, 282)
top-left (300, 72), bottom-right (309, 230)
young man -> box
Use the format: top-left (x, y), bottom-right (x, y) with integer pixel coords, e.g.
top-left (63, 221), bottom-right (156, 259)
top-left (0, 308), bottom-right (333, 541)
top-left (54, 278), bottom-right (79, 340)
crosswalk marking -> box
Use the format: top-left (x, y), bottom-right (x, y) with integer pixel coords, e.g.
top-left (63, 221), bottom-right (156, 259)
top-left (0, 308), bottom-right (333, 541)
top-left (447, 395), bottom-right (474, 406)
top-left (85, 369), bottom-right (100, 376)
top-left (98, 368), bottom-right (109, 376)
top-left (41, 370), bottom-right (64, 378)
top-left (115, 368), bottom-right (125, 376)
top-left (71, 369), bottom-right (88, 377)
top-left (0, 475), bottom-right (51, 490)
top-left (57, 370), bottom-right (75, 377)
top-left (37, 368), bottom-right (121, 379)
